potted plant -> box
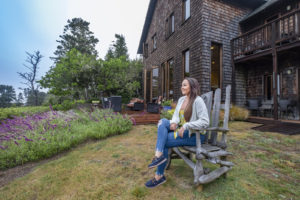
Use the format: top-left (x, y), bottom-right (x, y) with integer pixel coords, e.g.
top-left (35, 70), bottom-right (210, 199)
top-left (162, 99), bottom-right (173, 110)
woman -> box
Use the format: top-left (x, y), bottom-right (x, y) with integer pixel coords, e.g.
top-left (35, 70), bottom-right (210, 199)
top-left (145, 77), bottom-right (209, 188)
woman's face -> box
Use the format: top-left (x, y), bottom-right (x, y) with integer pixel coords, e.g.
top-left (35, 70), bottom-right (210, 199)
top-left (181, 79), bottom-right (191, 96)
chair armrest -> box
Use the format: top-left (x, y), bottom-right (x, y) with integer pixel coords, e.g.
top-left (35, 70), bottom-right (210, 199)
top-left (206, 127), bottom-right (229, 132)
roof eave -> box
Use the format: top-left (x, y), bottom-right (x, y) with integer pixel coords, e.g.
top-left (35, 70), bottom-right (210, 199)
top-left (137, 0), bottom-right (157, 54)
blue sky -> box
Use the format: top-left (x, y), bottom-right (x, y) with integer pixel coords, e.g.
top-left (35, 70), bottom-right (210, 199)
top-left (0, 0), bottom-right (148, 95)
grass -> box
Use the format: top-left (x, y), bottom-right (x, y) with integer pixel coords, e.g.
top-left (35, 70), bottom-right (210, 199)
top-left (0, 121), bottom-right (299, 200)
top-left (0, 106), bottom-right (50, 121)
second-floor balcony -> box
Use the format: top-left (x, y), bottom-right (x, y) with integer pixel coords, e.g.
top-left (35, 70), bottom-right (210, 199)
top-left (232, 9), bottom-right (300, 61)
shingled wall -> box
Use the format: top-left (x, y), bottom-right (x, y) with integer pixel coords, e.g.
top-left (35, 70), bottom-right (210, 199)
top-left (142, 0), bottom-right (251, 101)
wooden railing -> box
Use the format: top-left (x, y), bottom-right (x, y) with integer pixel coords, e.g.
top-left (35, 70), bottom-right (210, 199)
top-left (232, 9), bottom-right (300, 60)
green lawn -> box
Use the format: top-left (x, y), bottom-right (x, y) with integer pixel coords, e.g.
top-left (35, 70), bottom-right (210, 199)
top-left (0, 122), bottom-right (299, 200)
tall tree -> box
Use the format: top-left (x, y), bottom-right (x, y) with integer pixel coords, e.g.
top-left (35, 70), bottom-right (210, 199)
top-left (40, 49), bottom-right (98, 100)
top-left (104, 46), bottom-right (114, 61)
top-left (0, 85), bottom-right (16, 108)
top-left (16, 92), bottom-right (24, 106)
top-left (18, 51), bottom-right (43, 106)
top-left (23, 89), bottom-right (46, 106)
top-left (52, 18), bottom-right (99, 62)
top-left (105, 34), bottom-right (128, 60)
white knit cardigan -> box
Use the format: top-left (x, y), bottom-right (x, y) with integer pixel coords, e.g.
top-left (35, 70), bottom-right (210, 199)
top-left (169, 96), bottom-right (209, 136)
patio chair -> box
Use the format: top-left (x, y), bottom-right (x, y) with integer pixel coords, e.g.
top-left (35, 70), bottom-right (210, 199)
top-left (278, 99), bottom-right (295, 119)
top-left (246, 98), bottom-right (261, 116)
top-left (110, 96), bottom-right (122, 112)
top-left (166, 85), bottom-right (233, 190)
top-left (101, 97), bottom-right (111, 109)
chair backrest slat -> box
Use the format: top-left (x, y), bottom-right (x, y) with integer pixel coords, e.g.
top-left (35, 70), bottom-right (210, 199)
top-left (223, 85), bottom-right (231, 130)
top-left (211, 88), bottom-right (221, 145)
top-left (201, 91), bottom-right (213, 118)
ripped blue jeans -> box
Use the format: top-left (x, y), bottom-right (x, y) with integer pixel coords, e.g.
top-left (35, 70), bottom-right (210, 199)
top-left (155, 118), bottom-right (205, 176)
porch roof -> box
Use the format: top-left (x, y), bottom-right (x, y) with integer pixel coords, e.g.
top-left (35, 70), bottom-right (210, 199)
top-left (240, 0), bottom-right (281, 23)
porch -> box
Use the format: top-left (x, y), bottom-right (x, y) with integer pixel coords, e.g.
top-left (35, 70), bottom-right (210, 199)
top-left (231, 9), bottom-right (300, 121)
top-left (248, 116), bottom-right (300, 135)
top-left (121, 109), bottom-right (160, 125)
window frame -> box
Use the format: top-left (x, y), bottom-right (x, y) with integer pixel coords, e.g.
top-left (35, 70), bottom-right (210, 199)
top-left (210, 42), bottom-right (223, 91)
top-left (182, 0), bottom-right (191, 23)
top-left (182, 49), bottom-right (190, 78)
top-left (152, 34), bottom-right (157, 52)
top-left (151, 66), bottom-right (160, 101)
top-left (165, 12), bottom-right (175, 39)
top-left (143, 43), bottom-right (148, 58)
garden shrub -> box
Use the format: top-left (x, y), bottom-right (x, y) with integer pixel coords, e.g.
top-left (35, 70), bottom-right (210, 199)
top-left (0, 109), bottom-right (133, 169)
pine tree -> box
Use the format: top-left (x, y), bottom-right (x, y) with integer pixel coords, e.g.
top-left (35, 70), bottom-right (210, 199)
top-left (52, 18), bottom-right (99, 62)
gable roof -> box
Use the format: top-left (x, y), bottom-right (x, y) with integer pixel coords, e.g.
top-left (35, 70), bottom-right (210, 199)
top-left (137, 0), bottom-right (265, 54)
top-left (137, 0), bottom-right (157, 54)
top-left (240, 0), bottom-right (280, 23)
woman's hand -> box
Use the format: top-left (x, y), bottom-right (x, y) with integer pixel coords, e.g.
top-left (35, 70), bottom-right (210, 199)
top-left (170, 123), bottom-right (177, 131)
top-left (178, 127), bottom-right (185, 138)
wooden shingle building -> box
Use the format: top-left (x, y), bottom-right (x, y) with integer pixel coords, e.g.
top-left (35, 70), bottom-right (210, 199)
top-left (138, 0), bottom-right (300, 120)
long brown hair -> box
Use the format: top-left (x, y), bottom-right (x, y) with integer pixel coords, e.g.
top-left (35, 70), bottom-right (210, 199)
top-left (184, 77), bottom-right (200, 122)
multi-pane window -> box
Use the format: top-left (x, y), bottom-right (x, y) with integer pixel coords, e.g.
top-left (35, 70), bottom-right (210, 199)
top-left (168, 59), bottom-right (174, 99)
top-left (166, 13), bottom-right (175, 38)
top-left (152, 67), bottom-right (159, 100)
top-left (183, 0), bottom-right (190, 21)
top-left (152, 34), bottom-right (157, 51)
top-left (183, 49), bottom-right (190, 78)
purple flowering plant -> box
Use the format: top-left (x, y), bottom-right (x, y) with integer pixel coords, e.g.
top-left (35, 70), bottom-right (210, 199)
top-left (0, 106), bottom-right (132, 169)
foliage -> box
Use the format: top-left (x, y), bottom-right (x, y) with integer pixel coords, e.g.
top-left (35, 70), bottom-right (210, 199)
top-left (0, 85), bottom-right (16, 108)
top-left (0, 109), bottom-right (132, 169)
top-left (18, 51), bottom-right (43, 106)
top-left (52, 18), bottom-right (99, 62)
top-left (99, 57), bottom-right (143, 103)
top-left (15, 93), bottom-right (24, 106)
top-left (162, 99), bottom-right (173, 106)
top-left (0, 106), bottom-right (50, 121)
top-left (160, 109), bottom-right (175, 120)
top-left (52, 100), bottom-right (85, 111)
top-left (112, 34), bottom-right (129, 59)
top-left (40, 49), bottom-right (98, 100)
top-left (23, 88), bottom-right (46, 106)
top-left (219, 105), bottom-right (249, 121)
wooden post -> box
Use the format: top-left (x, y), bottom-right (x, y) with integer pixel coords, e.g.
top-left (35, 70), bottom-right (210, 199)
top-left (271, 22), bottom-right (278, 120)
top-left (231, 40), bottom-right (236, 104)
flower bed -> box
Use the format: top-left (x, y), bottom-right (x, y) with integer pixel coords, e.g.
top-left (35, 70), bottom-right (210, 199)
top-left (0, 108), bottom-right (133, 169)
top-left (0, 106), bottom-right (50, 121)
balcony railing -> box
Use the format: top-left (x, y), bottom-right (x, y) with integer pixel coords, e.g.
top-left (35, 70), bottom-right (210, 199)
top-left (232, 9), bottom-right (300, 60)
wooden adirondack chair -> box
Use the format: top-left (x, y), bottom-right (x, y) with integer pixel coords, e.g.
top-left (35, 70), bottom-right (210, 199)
top-left (166, 85), bottom-right (233, 190)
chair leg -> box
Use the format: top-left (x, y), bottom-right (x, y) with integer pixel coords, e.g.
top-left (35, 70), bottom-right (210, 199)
top-left (166, 148), bottom-right (172, 170)
top-left (220, 156), bottom-right (227, 178)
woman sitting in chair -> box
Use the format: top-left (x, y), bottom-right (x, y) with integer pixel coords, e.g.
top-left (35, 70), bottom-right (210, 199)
top-left (145, 77), bottom-right (209, 188)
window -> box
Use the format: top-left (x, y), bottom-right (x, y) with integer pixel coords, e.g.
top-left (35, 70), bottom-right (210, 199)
top-left (152, 67), bottom-right (159, 100)
top-left (211, 43), bottom-right (222, 91)
top-left (161, 62), bottom-right (167, 98)
top-left (183, 49), bottom-right (190, 78)
top-left (152, 34), bottom-right (157, 51)
top-left (166, 13), bottom-right (175, 38)
top-left (143, 43), bottom-right (148, 58)
top-left (183, 0), bottom-right (190, 21)
top-left (168, 59), bottom-right (174, 99)
top-left (145, 70), bottom-right (151, 103)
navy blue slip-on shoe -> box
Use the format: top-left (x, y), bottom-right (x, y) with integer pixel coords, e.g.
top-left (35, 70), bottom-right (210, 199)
top-left (145, 176), bottom-right (166, 188)
top-left (148, 155), bottom-right (167, 169)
